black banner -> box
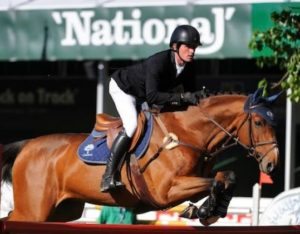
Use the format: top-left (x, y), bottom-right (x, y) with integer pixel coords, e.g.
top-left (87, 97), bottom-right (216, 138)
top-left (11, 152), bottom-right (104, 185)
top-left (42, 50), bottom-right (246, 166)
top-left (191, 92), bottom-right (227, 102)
top-left (0, 78), bottom-right (97, 143)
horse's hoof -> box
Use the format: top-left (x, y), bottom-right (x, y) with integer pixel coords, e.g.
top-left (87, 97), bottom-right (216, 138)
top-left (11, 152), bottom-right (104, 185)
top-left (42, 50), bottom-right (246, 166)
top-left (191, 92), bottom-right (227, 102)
top-left (197, 206), bottom-right (210, 219)
top-left (179, 203), bottom-right (198, 219)
top-left (197, 194), bottom-right (216, 219)
top-left (197, 207), bottom-right (208, 219)
top-left (199, 216), bottom-right (220, 226)
top-left (213, 204), bottom-right (228, 218)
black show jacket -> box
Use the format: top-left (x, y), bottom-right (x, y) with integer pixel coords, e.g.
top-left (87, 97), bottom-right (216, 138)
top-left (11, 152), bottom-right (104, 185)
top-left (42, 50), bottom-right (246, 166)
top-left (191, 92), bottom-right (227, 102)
top-left (111, 49), bottom-right (197, 106)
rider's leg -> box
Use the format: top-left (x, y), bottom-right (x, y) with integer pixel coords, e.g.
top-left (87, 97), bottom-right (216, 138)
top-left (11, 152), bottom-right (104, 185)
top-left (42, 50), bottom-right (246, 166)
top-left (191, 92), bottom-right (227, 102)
top-left (100, 79), bottom-right (137, 192)
top-left (101, 129), bottom-right (131, 192)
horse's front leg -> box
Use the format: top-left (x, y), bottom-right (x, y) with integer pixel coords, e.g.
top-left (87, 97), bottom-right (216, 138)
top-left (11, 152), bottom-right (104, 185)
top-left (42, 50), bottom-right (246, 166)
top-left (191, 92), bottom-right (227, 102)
top-left (165, 176), bottom-right (214, 220)
top-left (167, 176), bottom-right (214, 203)
top-left (197, 170), bottom-right (236, 226)
top-left (170, 171), bottom-right (236, 226)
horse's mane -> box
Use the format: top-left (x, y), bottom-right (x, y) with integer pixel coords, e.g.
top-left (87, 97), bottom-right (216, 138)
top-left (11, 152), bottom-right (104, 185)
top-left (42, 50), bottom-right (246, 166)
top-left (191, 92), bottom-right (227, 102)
top-left (160, 90), bottom-right (248, 113)
top-left (204, 90), bottom-right (247, 97)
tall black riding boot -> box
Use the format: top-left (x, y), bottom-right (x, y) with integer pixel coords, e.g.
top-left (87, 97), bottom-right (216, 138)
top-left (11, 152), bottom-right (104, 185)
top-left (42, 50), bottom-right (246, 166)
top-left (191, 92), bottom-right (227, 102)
top-left (100, 130), bottom-right (131, 193)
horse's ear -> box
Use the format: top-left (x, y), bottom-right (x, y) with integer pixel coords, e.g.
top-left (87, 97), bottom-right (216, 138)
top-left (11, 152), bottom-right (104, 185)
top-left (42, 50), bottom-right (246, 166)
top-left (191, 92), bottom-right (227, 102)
top-left (252, 88), bottom-right (264, 102)
top-left (264, 90), bottom-right (285, 104)
top-left (245, 89), bottom-right (284, 126)
top-left (249, 88), bottom-right (263, 106)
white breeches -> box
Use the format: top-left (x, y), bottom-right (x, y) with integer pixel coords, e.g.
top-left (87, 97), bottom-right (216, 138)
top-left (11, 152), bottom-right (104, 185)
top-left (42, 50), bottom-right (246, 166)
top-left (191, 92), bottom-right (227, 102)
top-left (0, 181), bottom-right (14, 218)
top-left (109, 78), bottom-right (137, 138)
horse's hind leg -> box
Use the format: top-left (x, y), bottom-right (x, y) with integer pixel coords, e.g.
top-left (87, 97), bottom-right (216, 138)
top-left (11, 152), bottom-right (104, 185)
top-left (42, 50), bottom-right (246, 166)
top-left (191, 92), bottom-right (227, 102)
top-left (7, 186), bottom-right (56, 222)
top-left (8, 167), bottom-right (57, 221)
top-left (198, 171), bottom-right (236, 226)
top-left (8, 181), bottom-right (56, 222)
top-left (8, 201), bottom-right (55, 222)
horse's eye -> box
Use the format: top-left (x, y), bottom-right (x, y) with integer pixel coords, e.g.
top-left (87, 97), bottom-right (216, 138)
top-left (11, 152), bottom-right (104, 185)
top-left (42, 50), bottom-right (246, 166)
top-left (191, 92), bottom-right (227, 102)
top-left (254, 120), bottom-right (263, 127)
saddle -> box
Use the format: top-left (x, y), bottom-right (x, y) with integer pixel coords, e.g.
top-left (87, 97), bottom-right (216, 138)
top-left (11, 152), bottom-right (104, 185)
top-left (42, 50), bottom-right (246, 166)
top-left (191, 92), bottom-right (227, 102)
top-left (94, 112), bottom-right (146, 151)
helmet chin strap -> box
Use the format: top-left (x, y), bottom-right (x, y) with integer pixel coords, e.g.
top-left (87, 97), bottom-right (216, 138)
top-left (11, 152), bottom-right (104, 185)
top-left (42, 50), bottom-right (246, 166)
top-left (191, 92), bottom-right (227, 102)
top-left (172, 47), bottom-right (189, 64)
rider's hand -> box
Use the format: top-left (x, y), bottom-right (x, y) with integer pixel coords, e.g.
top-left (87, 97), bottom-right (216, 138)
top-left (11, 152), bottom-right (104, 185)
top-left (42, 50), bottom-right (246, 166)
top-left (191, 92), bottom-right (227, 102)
top-left (180, 92), bottom-right (199, 105)
top-left (193, 88), bottom-right (209, 99)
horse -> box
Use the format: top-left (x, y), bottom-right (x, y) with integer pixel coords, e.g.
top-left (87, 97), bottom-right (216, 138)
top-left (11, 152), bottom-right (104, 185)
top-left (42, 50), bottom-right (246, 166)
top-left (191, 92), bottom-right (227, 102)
top-left (1, 90), bottom-right (280, 225)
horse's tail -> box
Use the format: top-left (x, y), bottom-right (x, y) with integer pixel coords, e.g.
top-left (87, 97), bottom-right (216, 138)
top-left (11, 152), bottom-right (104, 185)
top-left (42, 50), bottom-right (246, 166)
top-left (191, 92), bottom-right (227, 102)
top-left (1, 140), bottom-right (28, 183)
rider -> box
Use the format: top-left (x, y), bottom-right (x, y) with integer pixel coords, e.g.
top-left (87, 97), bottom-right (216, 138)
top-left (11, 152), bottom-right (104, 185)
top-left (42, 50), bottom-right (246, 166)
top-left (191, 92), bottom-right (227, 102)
top-left (101, 25), bottom-right (203, 193)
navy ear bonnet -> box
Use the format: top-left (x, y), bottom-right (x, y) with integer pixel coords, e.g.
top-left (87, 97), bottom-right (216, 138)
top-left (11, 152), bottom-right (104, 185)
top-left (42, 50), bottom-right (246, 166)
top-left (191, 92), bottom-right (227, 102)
top-left (244, 88), bottom-right (283, 126)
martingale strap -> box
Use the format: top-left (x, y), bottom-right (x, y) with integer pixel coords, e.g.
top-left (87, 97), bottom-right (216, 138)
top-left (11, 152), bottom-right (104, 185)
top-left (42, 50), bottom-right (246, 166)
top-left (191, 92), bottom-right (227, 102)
top-left (139, 114), bottom-right (205, 173)
top-left (130, 154), bottom-right (162, 209)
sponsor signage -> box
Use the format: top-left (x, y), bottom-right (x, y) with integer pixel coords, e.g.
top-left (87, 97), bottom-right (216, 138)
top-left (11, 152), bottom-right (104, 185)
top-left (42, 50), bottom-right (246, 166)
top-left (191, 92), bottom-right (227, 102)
top-left (0, 3), bottom-right (298, 60)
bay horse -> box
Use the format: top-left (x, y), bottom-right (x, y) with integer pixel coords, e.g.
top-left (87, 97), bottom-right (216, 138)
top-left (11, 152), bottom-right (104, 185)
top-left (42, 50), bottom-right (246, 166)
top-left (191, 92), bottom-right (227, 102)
top-left (1, 90), bottom-right (280, 225)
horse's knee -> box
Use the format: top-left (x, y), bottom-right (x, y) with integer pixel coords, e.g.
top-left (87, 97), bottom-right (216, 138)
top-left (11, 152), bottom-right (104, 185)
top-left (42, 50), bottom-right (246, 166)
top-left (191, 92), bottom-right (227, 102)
top-left (212, 172), bottom-right (236, 218)
top-left (215, 170), bottom-right (235, 180)
top-left (214, 171), bottom-right (236, 190)
top-left (213, 171), bottom-right (236, 203)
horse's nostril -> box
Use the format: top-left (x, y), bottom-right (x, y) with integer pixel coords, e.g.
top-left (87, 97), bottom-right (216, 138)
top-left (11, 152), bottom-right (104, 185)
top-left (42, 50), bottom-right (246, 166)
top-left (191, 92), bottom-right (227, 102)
top-left (267, 162), bottom-right (274, 174)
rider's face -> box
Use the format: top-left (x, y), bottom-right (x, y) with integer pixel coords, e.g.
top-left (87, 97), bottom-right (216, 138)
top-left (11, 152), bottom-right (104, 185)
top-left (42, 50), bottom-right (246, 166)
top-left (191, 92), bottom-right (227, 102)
top-left (176, 44), bottom-right (197, 65)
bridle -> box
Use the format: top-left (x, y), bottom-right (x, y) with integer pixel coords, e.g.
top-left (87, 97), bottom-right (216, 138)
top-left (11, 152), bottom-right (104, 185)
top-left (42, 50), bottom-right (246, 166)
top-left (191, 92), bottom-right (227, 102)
top-left (245, 113), bottom-right (278, 163)
top-left (139, 107), bottom-right (278, 173)
top-left (200, 111), bottom-right (278, 164)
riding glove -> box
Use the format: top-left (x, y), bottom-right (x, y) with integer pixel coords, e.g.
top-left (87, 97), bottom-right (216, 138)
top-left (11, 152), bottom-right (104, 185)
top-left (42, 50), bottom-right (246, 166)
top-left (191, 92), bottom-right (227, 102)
top-left (193, 89), bottom-right (209, 99)
top-left (180, 92), bottom-right (199, 105)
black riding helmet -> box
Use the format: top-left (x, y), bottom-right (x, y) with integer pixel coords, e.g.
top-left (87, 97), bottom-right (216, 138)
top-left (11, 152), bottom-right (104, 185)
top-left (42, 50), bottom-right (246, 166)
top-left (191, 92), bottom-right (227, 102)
top-left (169, 25), bottom-right (202, 48)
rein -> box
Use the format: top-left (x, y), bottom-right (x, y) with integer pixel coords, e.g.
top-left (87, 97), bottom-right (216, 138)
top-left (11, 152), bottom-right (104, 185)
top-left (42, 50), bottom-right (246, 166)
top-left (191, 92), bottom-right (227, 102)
top-left (200, 111), bottom-right (277, 163)
top-left (140, 108), bottom-right (277, 173)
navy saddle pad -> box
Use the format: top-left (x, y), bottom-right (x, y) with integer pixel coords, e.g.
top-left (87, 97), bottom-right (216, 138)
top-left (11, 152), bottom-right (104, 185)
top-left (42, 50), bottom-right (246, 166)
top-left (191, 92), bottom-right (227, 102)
top-left (77, 114), bottom-right (153, 164)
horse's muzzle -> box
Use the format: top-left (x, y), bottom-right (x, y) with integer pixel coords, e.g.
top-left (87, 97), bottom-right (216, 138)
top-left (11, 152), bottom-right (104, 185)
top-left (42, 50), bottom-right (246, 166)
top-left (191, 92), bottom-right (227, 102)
top-left (266, 162), bottom-right (275, 174)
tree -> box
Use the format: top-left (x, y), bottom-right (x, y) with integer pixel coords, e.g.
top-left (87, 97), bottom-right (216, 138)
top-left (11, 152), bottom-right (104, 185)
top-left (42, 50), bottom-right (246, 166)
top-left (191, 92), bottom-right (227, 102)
top-left (249, 9), bottom-right (300, 102)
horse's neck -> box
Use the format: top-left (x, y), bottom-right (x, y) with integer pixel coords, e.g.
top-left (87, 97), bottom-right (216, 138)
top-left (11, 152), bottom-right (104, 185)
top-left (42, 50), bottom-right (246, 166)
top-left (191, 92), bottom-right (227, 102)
top-left (159, 95), bottom-right (246, 151)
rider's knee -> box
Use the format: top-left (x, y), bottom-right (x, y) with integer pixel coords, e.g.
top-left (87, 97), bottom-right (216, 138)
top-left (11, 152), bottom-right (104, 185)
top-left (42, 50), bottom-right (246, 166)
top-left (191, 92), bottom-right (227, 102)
top-left (124, 121), bottom-right (137, 138)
